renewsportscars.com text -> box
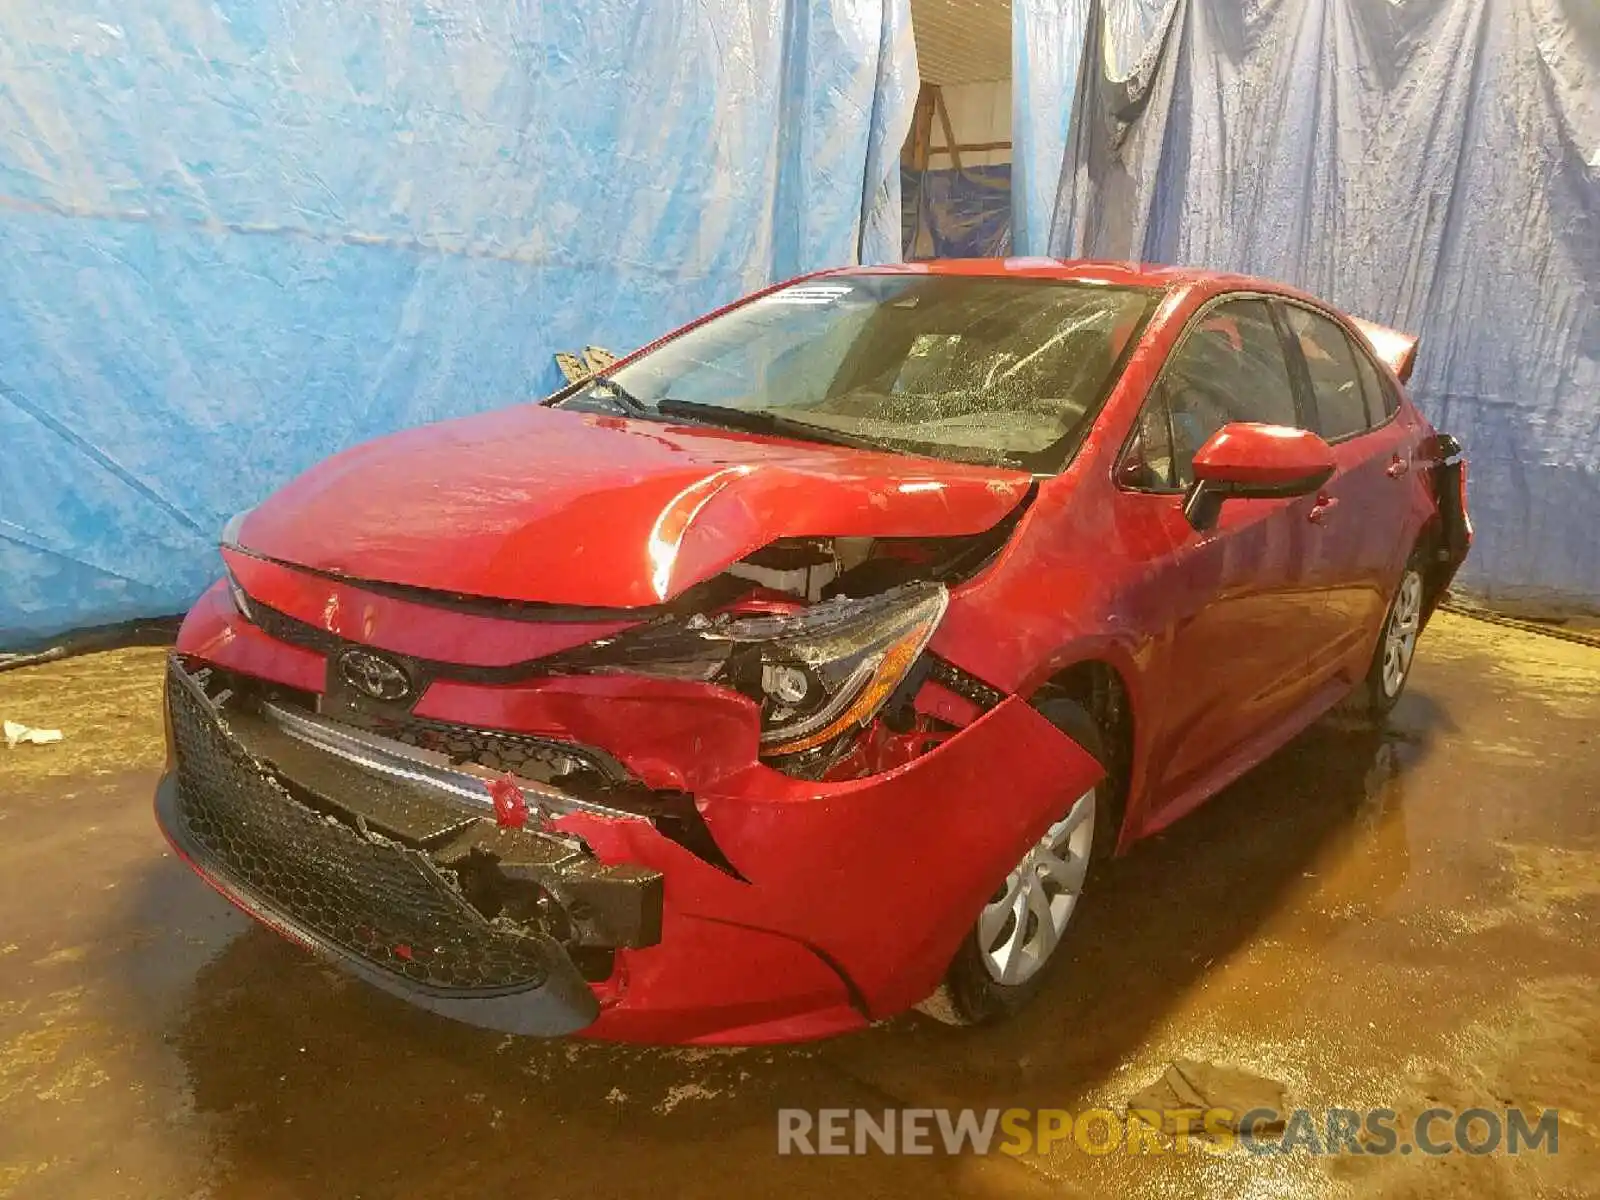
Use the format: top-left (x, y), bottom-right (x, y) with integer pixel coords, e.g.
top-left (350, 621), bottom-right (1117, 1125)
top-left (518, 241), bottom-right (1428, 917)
top-left (776, 1107), bottom-right (1560, 1157)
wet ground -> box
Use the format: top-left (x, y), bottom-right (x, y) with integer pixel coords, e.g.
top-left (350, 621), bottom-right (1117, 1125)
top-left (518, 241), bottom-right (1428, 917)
top-left (1, 615), bottom-right (1598, 1199)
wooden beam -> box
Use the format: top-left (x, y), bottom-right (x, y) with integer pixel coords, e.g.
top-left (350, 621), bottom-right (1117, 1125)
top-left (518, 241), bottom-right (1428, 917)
top-left (905, 84), bottom-right (936, 171)
top-left (915, 84), bottom-right (934, 172)
top-left (931, 85), bottom-right (962, 173)
top-left (929, 141), bottom-right (1012, 156)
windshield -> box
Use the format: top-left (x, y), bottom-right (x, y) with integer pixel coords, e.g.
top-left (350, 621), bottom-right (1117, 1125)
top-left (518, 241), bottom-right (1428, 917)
top-left (557, 274), bottom-right (1159, 471)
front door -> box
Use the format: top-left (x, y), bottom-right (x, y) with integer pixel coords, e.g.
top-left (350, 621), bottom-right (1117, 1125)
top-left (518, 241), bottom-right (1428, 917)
top-left (1115, 296), bottom-right (1325, 811)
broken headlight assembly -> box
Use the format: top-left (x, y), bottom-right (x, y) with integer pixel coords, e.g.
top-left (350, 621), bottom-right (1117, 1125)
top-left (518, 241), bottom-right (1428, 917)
top-left (550, 582), bottom-right (949, 760)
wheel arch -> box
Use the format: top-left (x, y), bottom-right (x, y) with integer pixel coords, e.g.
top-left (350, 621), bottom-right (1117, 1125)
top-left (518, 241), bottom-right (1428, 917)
top-left (1027, 655), bottom-right (1140, 847)
top-left (1410, 514), bottom-right (1455, 625)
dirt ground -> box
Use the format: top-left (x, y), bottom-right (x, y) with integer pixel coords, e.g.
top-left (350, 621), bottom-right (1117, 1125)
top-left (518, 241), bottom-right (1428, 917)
top-left (1, 614), bottom-right (1597, 1199)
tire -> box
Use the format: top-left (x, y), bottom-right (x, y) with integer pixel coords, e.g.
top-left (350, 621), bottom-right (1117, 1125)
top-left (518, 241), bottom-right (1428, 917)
top-left (916, 700), bottom-right (1115, 1027)
top-left (1352, 551), bottom-right (1427, 719)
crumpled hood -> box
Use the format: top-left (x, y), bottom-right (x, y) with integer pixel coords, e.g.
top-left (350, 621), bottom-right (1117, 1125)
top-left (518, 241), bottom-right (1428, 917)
top-left (237, 405), bottom-right (1033, 608)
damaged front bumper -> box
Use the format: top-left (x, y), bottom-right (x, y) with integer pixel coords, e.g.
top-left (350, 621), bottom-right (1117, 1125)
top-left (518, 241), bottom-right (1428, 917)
top-left (165, 578), bottom-right (1106, 1043)
top-left (156, 654), bottom-right (662, 1036)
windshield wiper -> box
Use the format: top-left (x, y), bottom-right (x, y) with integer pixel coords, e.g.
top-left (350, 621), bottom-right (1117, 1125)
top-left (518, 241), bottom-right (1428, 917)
top-left (569, 377), bottom-right (653, 416)
top-left (654, 399), bottom-right (892, 453)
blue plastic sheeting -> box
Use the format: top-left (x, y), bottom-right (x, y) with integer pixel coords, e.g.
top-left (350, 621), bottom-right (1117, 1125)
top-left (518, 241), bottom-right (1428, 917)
top-left (1018, 0), bottom-right (1600, 612)
top-left (902, 165), bottom-right (1013, 259)
top-left (0, 1), bottom-right (917, 646)
top-left (1011, 0), bottom-right (1088, 255)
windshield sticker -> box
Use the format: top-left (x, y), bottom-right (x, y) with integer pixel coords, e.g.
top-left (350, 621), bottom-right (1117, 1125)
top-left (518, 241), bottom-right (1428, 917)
top-left (760, 284), bottom-right (857, 306)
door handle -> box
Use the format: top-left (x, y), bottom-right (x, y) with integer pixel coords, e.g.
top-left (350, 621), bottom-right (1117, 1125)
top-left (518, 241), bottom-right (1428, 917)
top-left (1308, 493), bottom-right (1340, 524)
top-left (1386, 455), bottom-right (1410, 478)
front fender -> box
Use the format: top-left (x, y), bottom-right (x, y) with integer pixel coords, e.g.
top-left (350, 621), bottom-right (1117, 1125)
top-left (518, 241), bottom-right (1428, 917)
top-left (561, 697), bottom-right (1104, 1020)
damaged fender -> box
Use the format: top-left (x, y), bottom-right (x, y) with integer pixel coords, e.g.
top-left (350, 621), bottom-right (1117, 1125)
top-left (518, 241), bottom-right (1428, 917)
top-left (559, 698), bottom-right (1105, 1030)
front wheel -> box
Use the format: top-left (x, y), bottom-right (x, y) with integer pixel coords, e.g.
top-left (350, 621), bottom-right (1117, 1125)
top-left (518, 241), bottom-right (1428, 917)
top-left (917, 703), bottom-right (1111, 1026)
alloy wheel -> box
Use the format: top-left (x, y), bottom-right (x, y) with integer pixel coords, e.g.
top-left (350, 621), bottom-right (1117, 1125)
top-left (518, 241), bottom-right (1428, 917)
top-left (1381, 569), bottom-right (1424, 698)
top-left (978, 786), bottom-right (1096, 986)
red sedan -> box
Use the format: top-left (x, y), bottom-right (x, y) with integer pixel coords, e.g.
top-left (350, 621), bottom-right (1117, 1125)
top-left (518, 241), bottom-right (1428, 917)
top-left (158, 260), bottom-right (1471, 1044)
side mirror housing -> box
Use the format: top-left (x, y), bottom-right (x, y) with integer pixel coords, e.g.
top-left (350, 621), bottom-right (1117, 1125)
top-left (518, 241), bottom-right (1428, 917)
top-left (1184, 422), bottom-right (1335, 530)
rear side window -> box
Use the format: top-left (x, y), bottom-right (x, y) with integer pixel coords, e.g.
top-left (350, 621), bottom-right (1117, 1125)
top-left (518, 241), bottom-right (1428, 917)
top-left (1119, 298), bottom-right (1301, 490)
top-left (1285, 306), bottom-right (1372, 441)
top-left (1352, 346), bottom-right (1397, 422)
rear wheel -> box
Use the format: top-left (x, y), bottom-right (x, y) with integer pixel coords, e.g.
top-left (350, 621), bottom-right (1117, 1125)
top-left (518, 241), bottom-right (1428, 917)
top-left (917, 703), bottom-right (1112, 1026)
top-left (1353, 553), bottom-right (1426, 718)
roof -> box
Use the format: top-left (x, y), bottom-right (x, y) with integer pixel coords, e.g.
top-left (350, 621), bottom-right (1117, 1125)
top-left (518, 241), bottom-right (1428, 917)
top-left (821, 259), bottom-right (1420, 372)
top-left (833, 257), bottom-right (1283, 290)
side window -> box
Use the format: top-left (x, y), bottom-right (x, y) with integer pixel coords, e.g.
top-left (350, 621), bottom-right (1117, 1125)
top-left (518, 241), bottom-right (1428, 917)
top-left (1121, 298), bottom-right (1300, 490)
top-left (1352, 345), bottom-right (1396, 424)
top-left (1119, 394), bottom-right (1179, 490)
top-left (1285, 306), bottom-right (1371, 441)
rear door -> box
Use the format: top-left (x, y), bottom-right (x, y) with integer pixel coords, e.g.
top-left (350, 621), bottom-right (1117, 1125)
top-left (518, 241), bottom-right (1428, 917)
top-left (1114, 296), bottom-right (1327, 809)
top-left (1279, 302), bottom-right (1418, 686)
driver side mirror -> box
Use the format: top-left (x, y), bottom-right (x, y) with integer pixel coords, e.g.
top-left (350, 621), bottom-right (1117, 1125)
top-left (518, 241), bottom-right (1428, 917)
top-left (1183, 422), bottom-right (1335, 531)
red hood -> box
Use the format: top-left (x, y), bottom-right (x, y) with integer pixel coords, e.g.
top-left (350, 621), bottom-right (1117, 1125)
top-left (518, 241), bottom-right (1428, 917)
top-left (237, 405), bottom-right (1032, 608)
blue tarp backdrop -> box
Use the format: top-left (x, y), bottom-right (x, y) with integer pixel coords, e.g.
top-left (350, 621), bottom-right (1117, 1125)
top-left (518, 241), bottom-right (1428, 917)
top-left (1012, 0), bottom-right (1088, 256)
top-left (902, 165), bottom-right (1014, 259)
top-left (1017, 0), bottom-right (1600, 612)
top-left (0, 0), bottom-right (917, 645)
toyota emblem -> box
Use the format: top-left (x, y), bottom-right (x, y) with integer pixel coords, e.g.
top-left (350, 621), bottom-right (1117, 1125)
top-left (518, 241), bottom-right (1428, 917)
top-left (337, 649), bottom-right (412, 701)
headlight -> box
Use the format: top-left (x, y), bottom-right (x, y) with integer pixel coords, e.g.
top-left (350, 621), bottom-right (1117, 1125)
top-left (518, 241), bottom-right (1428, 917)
top-left (220, 508), bottom-right (252, 550)
top-left (552, 583), bottom-right (949, 757)
top-left (220, 509), bottom-right (254, 619)
top-left (224, 566), bottom-right (254, 621)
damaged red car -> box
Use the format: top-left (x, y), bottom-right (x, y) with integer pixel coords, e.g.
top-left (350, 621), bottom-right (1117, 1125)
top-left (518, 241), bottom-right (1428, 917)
top-left (158, 260), bottom-right (1471, 1044)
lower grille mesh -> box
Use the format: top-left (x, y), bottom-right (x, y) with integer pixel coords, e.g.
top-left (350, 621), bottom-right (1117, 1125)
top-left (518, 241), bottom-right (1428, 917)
top-left (167, 660), bottom-right (552, 995)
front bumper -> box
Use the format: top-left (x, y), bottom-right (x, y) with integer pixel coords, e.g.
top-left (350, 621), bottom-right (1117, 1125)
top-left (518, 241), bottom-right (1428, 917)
top-left (157, 655), bottom-right (660, 1036)
top-left (169, 578), bottom-right (1105, 1043)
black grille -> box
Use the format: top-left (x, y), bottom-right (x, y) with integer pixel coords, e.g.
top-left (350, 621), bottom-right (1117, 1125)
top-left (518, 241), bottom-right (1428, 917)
top-left (345, 710), bottom-right (623, 786)
top-left (166, 660), bottom-right (555, 996)
top-left (249, 601), bottom-right (342, 657)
